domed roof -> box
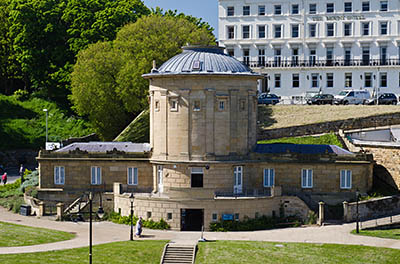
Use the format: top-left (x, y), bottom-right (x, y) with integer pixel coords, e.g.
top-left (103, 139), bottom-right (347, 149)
top-left (143, 46), bottom-right (260, 78)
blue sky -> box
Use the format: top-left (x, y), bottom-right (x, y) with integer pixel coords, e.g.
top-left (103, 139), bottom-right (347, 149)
top-left (143, 0), bottom-right (218, 36)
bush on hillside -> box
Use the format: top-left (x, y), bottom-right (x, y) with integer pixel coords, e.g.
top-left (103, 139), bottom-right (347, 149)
top-left (107, 212), bottom-right (170, 230)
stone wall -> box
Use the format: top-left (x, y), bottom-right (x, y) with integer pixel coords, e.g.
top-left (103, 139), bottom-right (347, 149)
top-left (258, 112), bottom-right (400, 140)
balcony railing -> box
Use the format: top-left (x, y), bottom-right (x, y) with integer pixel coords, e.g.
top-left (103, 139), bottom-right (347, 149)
top-left (214, 188), bottom-right (271, 198)
top-left (243, 58), bottom-right (400, 68)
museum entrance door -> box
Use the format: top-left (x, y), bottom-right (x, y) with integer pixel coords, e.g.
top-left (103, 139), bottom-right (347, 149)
top-left (181, 209), bottom-right (204, 231)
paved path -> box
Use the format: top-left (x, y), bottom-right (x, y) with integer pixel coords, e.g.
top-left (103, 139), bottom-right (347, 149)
top-left (1, 206), bottom-right (400, 255)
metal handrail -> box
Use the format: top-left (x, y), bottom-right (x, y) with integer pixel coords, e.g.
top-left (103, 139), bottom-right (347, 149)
top-left (214, 188), bottom-right (271, 198)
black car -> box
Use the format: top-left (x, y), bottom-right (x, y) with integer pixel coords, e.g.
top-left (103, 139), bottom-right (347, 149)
top-left (364, 93), bottom-right (398, 105)
top-left (307, 94), bottom-right (334, 105)
top-left (257, 93), bottom-right (281, 105)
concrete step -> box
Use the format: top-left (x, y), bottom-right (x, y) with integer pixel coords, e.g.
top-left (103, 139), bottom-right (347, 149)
top-left (161, 243), bottom-right (196, 264)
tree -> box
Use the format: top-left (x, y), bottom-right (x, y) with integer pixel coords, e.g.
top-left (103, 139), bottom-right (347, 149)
top-left (71, 15), bottom-right (216, 140)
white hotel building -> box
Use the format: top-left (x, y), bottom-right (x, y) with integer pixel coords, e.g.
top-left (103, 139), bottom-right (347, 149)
top-left (218, 0), bottom-right (400, 101)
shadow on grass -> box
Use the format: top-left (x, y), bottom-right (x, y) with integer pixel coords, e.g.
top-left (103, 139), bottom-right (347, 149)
top-left (258, 105), bottom-right (277, 128)
top-left (0, 99), bottom-right (36, 120)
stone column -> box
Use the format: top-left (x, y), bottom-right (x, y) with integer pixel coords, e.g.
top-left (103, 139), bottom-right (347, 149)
top-left (318, 202), bottom-right (325, 226)
top-left (113, 183), bottom-right (122, 195)
top-left (56, 203), bottom-right (64, 221)
top-left (343, 201), bottom-right (349, 222)
top-left (38, 202), bottom-right (45, 217)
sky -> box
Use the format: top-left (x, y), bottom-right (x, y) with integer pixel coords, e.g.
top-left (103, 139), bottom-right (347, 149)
top-left (143, 0), bottom-right (218, 37)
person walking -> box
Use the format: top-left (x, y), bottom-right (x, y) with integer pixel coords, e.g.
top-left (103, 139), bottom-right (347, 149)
top-left (19, 164), bottom-right (25, 184)
top-left (2, 172), bottom-right (7, 185)
top-left (135, 216), bottom-right (143, 238)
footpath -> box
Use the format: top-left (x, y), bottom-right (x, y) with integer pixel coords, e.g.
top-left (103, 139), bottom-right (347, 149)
top-left (1, 206), bottom-right (400, 254)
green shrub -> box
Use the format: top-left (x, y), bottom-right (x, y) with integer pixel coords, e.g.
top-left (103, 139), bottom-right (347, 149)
top-left (13, 89), bottom-right (30, 101)
top-left (305, 211), bottom-right (318, 225)
top-left (107, 212), bottom-right (170, 230)
top-left (21, 170), bottom-right (39, 192)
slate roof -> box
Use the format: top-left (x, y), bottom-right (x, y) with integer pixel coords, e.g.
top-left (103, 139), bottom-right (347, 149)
top-left (143, 46), bottom-right (260, 77)
top-left (56, 142), bottom-right (151, 154)
top-left (254, 144), bottom-right (354, 155)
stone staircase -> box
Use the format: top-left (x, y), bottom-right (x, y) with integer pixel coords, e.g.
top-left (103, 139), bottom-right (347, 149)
top-left (63, 195), bottom-right (89, 219)
top-left (160, 243), bottom-right (197, 264)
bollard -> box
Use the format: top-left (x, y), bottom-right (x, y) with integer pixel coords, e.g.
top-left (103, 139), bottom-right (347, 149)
top-left (56, 203), bottom-right (64, 221)
top-left (318, 202), bottom-right (325, 226)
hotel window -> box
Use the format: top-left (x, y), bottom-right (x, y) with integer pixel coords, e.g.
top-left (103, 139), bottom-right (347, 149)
top-left (362, 1), bottom-right (370, 12)
top-left (292, 24), bottom-right (299, 38)
top-left (301, 169), bottom-right (313, 188)
top-left (258, 48), bottom-right (265, 66)
top-left (345, 73), bottom-right (352, 88)
top-left (274, 5), bottom-right (282, 15)
top-left (362, 46), bottom-right (370, 65)
top-left (227, 26), bottom-right (235, 39)
top-left (380, 46), bottom-right (387, 64)
top-left (127, 167), bottom-right (138, 185)
top-left (309, 4), bottom-right (316, 14)
top-left (362, 22), bottom-right (370, 36)
top-left (309, 24), bottom-right (316, 37)
top-left (193, 100), bottom-right (201, 111)
top-left (292, 48), bottom-right (299, 65)
top-left (327, 3), bottom-right (334, 13)
top-left (340, 170), bottom-right (352, 189)
top-left (344, 2), bottom-right (352, 12)
top-left (170, 99), bottom-right (178, 111)
top-left (311, 73), bottom-right (319, 88)
top-left (275, 74), bottom-right (281, 88)
top-left (191, 167), bottom-right (204, 188)
top-left (309, 49), bottom-right (316, 65)
top-left (344, 23), bottom-right (352, 36)
top-left (243, 49), bottom-right (250, 66)
top-left (263, 168), bottom-right (275, 187)
top-left (155, 100), bottom-right (160, 112)
top-left (227, 6), bottom-right (234, 16)
top-left (326, 73), bottom-right (334, 88)
top-left (258, 5), bottom-right (265, 15)
top-left (54, 166), bottom-right (65, 185)
top-left (380, 22), bottom-right (388, 35)
top-left (380, 72), bottom-right (388, 87)
top-left (274, 24), bottom-right (282, 38)
top-left (380, 1), bottom-right (388, 12)
top-left (258, 25), bottom-right (266, 38)
top-left (364, 73), bottom-right (372, 88)
top-left (274, 48), bottom-right (282, 66)
top-left (327, 23), bottom-right (334, 37)
top-left (242, 25), bottom-right (250, 39)
top-left (91, 166), bottom-right (101, 185)
top-left (292, 4), bottom-right (299, 14)
top-left (326, 47), bottom-right (334, 65)
top-left (243, 6), bottom-right (250, 16)
top-left (292, 74), bottom-right (300, 88)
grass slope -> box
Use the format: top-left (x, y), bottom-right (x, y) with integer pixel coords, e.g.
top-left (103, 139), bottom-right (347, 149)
top-left (114, 109), bottom-right (149, 143)
top-left (196, 241), bottom-right (400, 264)
top-left (0, 241), bottom-right (167, 264)
top-left (0, 221), bottom-right (75, 247)
top-left (258, 133), bottom-right (343, 147)
top-left (0, 94), bottom-right (93, 150)
top-left (352, 228), bottom-right (400, 240)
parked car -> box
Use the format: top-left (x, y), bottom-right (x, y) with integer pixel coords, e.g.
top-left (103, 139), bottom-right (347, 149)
top-left (334, 90), bottom-right (370, 105)
top-left (258, 93), bottom-right (281, 105)
top-left (364, 93), bottom-right (398, 105)
top-left (307, 94), bottom-right (334, 105)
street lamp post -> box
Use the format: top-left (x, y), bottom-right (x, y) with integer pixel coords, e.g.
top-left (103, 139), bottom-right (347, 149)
top-left (88, 192), bottom-right (105, 264)
top-left (129, 193), bottom-right (134, 241)
top-left (43, 109), bottom-right (48, 143)
top-left (356, 189), bottom-right (360, 234)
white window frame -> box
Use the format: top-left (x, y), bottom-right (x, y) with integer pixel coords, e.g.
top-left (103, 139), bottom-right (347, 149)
top-left (170, 98), bottom-right (178, 112)
top-left (54, 166), bottom-right (65, 185)
top-left (362, 1), bottom-right (370, 12)
top-left (291, 24), bottom-right (299, 38)
top-left (212, 213), bottom-right (218, 222)
top-left (242, 25), bottom-right (250, 39)
top-left (301, 169), bottom-right (313, 188)
top-left (127, 167), bottom-right (138, 186)
top-left (340, 170), bottom-right (352, 189)
top-left (326, 23), bottom-right (335, 37)
top-left (258, 5), bottom-right (265, 16)
top-left (227, 26), bottom-right (235, 39)
top-left (218, 100), bottom-right (226, 111)
top-left (263, 168), bottom-right (275, 187)
top-left (309, 3), bottom-right (317, 14)
top-left (227, 6), bottom-right (234, 16)
top-left (292, 74), bottom-right (300, 88)
top-left (258, 25), bottom-right (266, 38)
top-left (380, 1), bottom-right (388, 12)
top-left (91, 166), bottom-right (101, 185)
top-left (344, 2), bottom-right (352, 12)
top-left (292, 4), bottom-right (299, 14)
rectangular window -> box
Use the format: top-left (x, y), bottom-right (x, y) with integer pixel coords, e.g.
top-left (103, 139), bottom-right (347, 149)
top-left (380, 22), bottom-right (388, 35)
top-left (155, 100), bottom-right (160, 112)
top-left (344, 23), bottom-right (352, 36)
top-left (344, 48), bottom-right (351, 65)
top-left (258, 25), bottom-right (266, 38)
top-left (362, 1), bottom-right (370, 12)
top-left (309, 49), bottom-right (316, 65)
top-left (292, 48), bottom-right (299, 65)
top-left (212, 213), bottom-right (218, 222)
top-left (345, 73), bottom-right (352, 88)
top-left (309, 24), bottom-right (316, 37)
top-left (365, 73), bottom-right (372, 87)
top-left (380, 1), bottom-right (388, 11)
top-left (258, 48), bottom-right (265, 66)
top-left (292, 24), bottom-right (299, 38)
top-left (292, 4), bottom-right (299, 14)
top-left (309, 4), bottom-right (317, 14)
top-left (128, 167), bottom-right (138, 185)
top-left (227, 26), bottom-right (235, 39)
top-left (193, 100), bottom-right (201, 111)
top-left (54, 166), bottom-right (65, 185)
top-left (242, 25), bottom-right (250, 39)
top-left (191, 167), bottom-right (204, 188)
top-left (326, 47), bottom-right (334, 65)
top-left (274, 5), bottom-right (282, 15)
top-left (274, 25), bottom-right (282, 38)
top-left (170, 99), bottom-right (178, 111)
top-left (218, 100), bottom-right (226, 111)
top-left (243, 6), bottom-right (250, 16)
top-left (292, 74), bottom-right (300, 88)
top-left (258, 5), bottom-right (265, 15)
top-left (263, 168), bottom-right (275, 187)
top-left (301, 169), bottom-right (313, 188)
top-left (167, 213), bottom-right (172, 220)
top-left (327, 3), bottom-right (334, 13)
top-left (344, 2), bottom-right (352, 12)
top-left (91, 166), bottom-right (101, 185)
top-left (227, 6), bottom-right (234, 16)
top-left (362, 46), bottom-right (370, 65)
top-left (340, 170), bottom-right (352, 189)
top-left (326, 73), bottom-right (334, 88)
top-left (275, 74), bottom-right (281, 88)
top-left (380, 46), bottom-right (387, 64)
top-left (327, 23), bottom-right (334, 37)
top-left (380, 72), bottom-right (388, 87)
top-left (311, 73), bottom-right (319, 88)
top-left (243, 49), bottom-right (250, 66)
top-left (362, 22), bottom-right (370, 36)
top-left (274, 48), bottom-right (282, 66)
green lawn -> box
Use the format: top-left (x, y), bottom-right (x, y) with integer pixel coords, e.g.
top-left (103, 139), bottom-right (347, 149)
top-left (0, 221), bottom-right (75, 247)
top-left (258, 133), bottom-right (343, 147)
top-left (0, 241), bottom-right (167, 264)
top-left (196, 241), bottom-right (400, 264)
top-left (352, 228), bottom-right (400, 240)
